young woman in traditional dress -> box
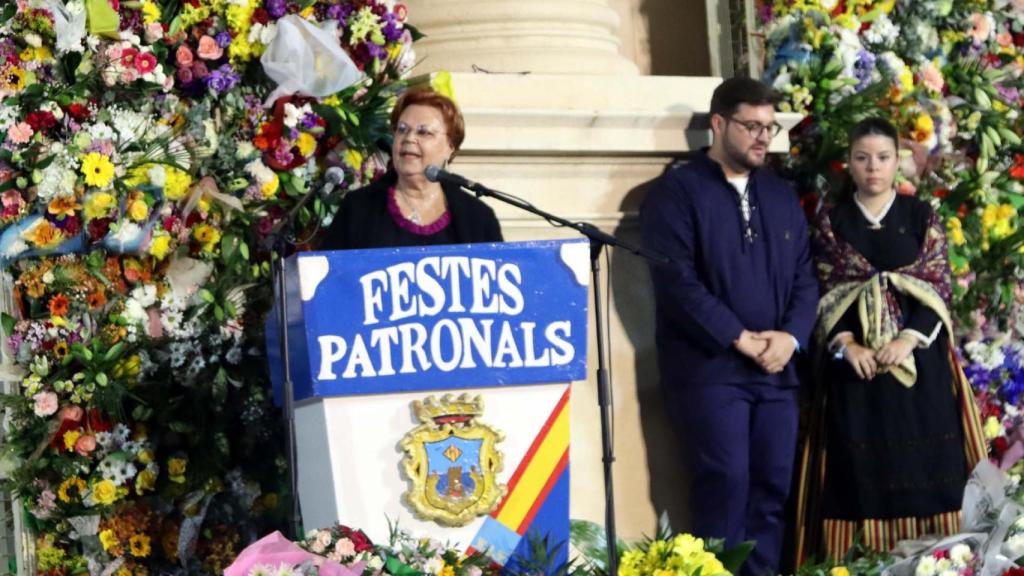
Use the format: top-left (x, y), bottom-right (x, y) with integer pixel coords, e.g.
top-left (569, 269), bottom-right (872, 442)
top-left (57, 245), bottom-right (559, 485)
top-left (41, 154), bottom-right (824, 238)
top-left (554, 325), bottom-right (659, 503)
top-left (794, 117), bottom-right (986, 563)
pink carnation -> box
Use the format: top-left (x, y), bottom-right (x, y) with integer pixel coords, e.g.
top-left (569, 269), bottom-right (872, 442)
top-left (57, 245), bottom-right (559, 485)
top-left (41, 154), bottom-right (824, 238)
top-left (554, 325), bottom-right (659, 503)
top-left (32, 391), bottom-right (58, 417)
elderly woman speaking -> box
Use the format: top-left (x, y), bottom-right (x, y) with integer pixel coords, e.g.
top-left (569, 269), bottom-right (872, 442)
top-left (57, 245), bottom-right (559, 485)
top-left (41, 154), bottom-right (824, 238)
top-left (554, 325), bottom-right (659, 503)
top-left (321, 88), bottom-right (503, 249)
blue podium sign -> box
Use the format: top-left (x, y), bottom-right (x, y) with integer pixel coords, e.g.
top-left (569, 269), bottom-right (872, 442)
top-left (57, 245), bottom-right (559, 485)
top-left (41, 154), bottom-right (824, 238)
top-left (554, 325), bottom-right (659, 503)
top-left (268, 240), bottom-right (590, 401)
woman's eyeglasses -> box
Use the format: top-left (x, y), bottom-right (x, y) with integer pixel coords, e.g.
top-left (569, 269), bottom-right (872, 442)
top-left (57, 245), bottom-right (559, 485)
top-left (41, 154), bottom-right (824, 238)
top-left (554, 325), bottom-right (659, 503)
top-left (395, 122), bottom-right (446, 140)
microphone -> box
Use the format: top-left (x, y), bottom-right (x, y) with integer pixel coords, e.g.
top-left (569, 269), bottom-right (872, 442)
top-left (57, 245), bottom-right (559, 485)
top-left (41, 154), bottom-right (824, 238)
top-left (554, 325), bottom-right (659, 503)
top-left (322, 166), bottom-right (346, 197)
top-left (424, 165), bottom-right (480, 190)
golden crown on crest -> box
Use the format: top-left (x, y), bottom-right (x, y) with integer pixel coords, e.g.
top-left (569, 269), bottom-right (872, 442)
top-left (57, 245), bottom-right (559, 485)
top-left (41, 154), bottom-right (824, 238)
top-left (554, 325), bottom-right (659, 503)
top-left (413, 393), bottom-right (484, 424)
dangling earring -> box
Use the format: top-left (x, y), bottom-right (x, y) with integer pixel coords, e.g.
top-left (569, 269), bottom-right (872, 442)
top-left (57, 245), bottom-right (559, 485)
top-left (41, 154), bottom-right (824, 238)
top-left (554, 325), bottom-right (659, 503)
top-left (442, 157), bottom-right (451, 170)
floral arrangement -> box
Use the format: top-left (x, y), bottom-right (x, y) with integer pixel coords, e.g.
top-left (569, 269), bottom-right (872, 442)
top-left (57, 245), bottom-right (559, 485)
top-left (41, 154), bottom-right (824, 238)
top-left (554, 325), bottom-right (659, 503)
top-left (0, 0), bottom-right (423, 573)
top-left (759, 0), bottom-right (1024, 331)
top-left (963, 339), bottom-right (1024, 466)
top-left (298, 525), bottom-right (375, 568)
top-left (617, 534), bottom-right (731, 576)
top-left (912, 544), bottom-right (978, 576)
top-left (228, 524), bottom-right (503, 576)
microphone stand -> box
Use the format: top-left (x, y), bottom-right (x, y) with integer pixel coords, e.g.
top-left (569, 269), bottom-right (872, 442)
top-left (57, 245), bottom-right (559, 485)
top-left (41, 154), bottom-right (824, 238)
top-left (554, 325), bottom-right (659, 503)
top-left (264, 174), bottom-right (336, 540)
top-left (459, 179), bottom-right (667, 576)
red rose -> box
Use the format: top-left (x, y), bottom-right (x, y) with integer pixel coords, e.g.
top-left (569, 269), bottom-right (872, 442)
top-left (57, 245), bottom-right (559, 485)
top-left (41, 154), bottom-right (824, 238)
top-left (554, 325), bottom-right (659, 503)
top-left (253, 7), bottom-right (270, 24)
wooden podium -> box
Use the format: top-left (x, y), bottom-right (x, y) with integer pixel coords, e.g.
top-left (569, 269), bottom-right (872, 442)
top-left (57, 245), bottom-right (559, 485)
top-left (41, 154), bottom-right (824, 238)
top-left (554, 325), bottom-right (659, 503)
top-left (267, 240), bottom-right (590, 567)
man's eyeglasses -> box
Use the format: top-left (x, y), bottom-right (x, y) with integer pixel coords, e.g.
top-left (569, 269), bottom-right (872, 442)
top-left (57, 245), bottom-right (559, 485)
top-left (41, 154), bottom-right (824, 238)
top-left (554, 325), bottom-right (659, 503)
top-left (395, 122), bottom-right (446, 140)
top-left (727, 116), bottom-right (784, 139)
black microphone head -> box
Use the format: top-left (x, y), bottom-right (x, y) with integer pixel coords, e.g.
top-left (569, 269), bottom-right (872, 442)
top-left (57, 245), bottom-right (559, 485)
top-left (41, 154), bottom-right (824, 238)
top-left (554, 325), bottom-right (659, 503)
top-left (424, 164), bottom-right (442, 182)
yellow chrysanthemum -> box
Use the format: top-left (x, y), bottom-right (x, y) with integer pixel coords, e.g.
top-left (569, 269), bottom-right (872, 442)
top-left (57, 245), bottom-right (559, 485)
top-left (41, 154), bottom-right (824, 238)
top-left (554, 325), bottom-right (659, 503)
top-left (910, 114), bottom-right (934, 143)
top-left (998, 204), bottom-right (1016, 220)
top-left (148, 233), bottom-right (172, 260)
top-left (129, 534), bottom-right (151, 558)
top-left (295, 132), bottom-right (317, 157)
top-left (63, 429), bottom-right (82, 451)
top-left (344, 148), bottom-right (364, 171)
top-left (163, 167), bottom-right (193, 200)
top-left (260, 174), bottom-right (280, 199)
top-left (982, 204), bottom-right (999, 228)
top-left (99, 529), bottom-right (119, 552)
top-left (193, 224), bottom-right (221, 253)
top-left (84, 192), bottom-right (116, 219)
top-left (985, 415), bottom-right (1002, 439)
top-left (141, 0), bottom-right (161, 24)
top-left (830, 567), bottom-right (850, 576)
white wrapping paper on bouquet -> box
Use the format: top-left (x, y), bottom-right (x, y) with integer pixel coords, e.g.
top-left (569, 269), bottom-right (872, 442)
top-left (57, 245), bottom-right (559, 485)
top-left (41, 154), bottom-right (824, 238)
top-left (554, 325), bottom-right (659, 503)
top-left (883, 460), bottom-right (1022, 576)
top-left (261, 15), bottom-right (364, 107)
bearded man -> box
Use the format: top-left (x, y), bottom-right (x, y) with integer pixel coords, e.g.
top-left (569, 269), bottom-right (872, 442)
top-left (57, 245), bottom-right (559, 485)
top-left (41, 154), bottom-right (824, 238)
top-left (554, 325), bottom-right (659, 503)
top-left (640, 77), bottom-right (818, 576)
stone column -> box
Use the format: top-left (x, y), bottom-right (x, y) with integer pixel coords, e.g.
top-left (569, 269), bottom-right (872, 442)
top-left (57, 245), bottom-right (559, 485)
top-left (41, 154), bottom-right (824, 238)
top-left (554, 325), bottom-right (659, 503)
top-left (402, 0), bottom-right (639, 75)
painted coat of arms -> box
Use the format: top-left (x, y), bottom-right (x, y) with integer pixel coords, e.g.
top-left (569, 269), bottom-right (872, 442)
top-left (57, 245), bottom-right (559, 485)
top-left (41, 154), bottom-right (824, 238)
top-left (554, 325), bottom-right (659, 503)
top-left (400, 394), bottom-right (506, 526)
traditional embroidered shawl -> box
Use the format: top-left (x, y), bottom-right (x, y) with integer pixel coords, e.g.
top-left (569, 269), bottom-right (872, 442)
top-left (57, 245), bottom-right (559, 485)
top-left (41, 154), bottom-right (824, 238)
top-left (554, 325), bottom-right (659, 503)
top-left (812, 205), bottom-right (953, 387)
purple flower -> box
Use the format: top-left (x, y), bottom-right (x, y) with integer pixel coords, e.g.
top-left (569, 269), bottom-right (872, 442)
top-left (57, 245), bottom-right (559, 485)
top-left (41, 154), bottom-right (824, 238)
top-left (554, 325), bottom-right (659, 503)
top-left (853, 50), bottom-right (876, 91)
top-left (272, 142), bottom-right (294, 166)
top-left (215, 31), bottom-right (233, 48)
top-left (265, 0), bottom-right (287, 19)
top-left (381, 13), bottom-right (402, 42)
top-left (206, 64), bottom-right (240, 95)
top-left (366, 42), bottom-right (386, 60)
top-left (300, 113), bottom-right (320, 130)
top-left (325, 4), bottom-right (345, 20)
top-left (995, 83), bottom-right (1020, 105)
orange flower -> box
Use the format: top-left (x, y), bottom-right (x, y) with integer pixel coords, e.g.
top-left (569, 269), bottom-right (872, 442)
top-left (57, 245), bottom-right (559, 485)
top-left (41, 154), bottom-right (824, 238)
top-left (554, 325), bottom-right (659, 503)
top-left (24, 219), bottom-right (62, 248)
top-left (48, 293), bottom-right (70, 317)
top-left (47, 195), bottom-right (81, 219)
top-left (87, 290), bottom-right (108, 310)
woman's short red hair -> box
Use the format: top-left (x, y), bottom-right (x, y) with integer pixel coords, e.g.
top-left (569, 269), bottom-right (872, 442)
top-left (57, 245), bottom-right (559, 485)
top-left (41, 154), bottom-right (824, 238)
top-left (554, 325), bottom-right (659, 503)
top-left (390, 88), bottom-right (466, 153)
